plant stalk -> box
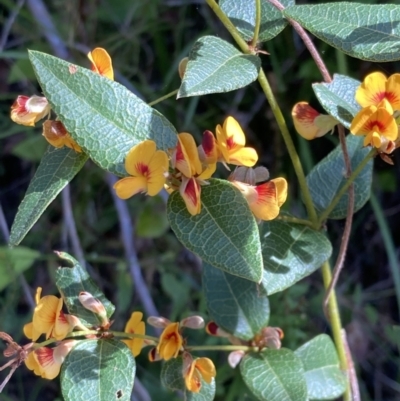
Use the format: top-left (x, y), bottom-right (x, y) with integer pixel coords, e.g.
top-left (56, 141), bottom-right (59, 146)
top-left (318, 148), bottom-right (376, 225)
top-left (148, 89), bottom-right (179, 107)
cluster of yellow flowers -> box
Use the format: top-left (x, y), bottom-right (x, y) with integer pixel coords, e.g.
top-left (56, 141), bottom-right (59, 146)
top-left (292, 72), bottom-right (400, 159)
top-left (113, 116), bottom-right (287, 219)
top-left (10, 48), bottom-right (111, 153)
top-left (23, 289), bottom-right (97, 379)
top-left (10, 47), bottom-right (288, 220)
top-left (351, 72), bottom-right (400, 155)
top-left (146, 316), bottom-right (216, 392)
top-left (19, 287), bottom-right (215, 393)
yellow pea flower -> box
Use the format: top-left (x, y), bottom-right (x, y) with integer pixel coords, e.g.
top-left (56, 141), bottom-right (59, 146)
top-left (215, 116), bottom-right (258, 167)
top-left (87, 47), bottom-right (114, 80)
top-left (10, 95), bottom-right (51, 127)
top-left (23, 287), bottom-right (79, 342)
top-left (183, 355), bottom-right (216, 393)
top-left (350, 104), bottom-right (398, 148)
top-left (25, 340), bottom-right (76, 380)
top-left (123, 312), bottom-right (146, 357)
top-left (292, 101), bottom-right (338, 140)
top-left (156, 322), bottom-right (183, 361)
top-left (355, 72), bottom-right (400, 113)
top-left (114, 140), bottom-right (169, 199)
top-left (232, 178), bottom-right (288, 221)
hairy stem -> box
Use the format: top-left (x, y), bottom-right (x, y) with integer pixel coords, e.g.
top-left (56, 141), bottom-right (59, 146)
top-left (205, 0), bottom-right (318, 224)
top-left (324, 125), bottom-right (354, 309)
top-left (321, 261), bottom-right (349, 396)
top-left (257, 70), bottom-right (318, 224)
top-left (318, 148), bottom-right (376, 225)
top-left (267, 0), bottom-right (331, 82)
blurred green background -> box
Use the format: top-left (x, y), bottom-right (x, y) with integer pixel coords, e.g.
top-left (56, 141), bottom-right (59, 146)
top-left (0, 0), bottom-right (399, 400)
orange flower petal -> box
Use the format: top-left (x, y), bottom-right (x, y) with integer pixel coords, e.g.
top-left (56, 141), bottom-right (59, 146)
top-left (113, 176), bottom-right (148, 199)
top-left (123, 312), bottom-right (145, 357)
top-left (53, 309), bottom-right (73, 340)
top-left (197, 162), bottom-right (216, 180)
top-left (270, 177), bottom-right (288, 207)
top-left (355, 72), bottom-right (387, 108)
top-left (23, 322), bottom-right (34, 340)
top-left (157, 322), bottom-right (183, 360)
top-left (178, 133), bottom-right (202, 176)
top-left (351, 106), bottom-right (398, 148)
top-left (386, 73), bottom-right (400, 111)
top-left (87, 48), bottom-right (114, 80)
top-left (146, 150), bottom-right (169, 196)
top-left (25, 352), bottom-right (42, 376)
top-left (229, 147), bottom-right (258, 167)
top-left (350, 106), bottom-right (377, 135)
top-left (125, 140), bottom-right (157, 177)
top-left (251, 181), bottom-right (280, 221)
top-left (180, 177), bottom-right (201, 216)
top-left (292, 102), bottom-right (337, 140)
top-left (172, 135), bottom-right (193, 177)
top-left (11, 95), bottom-right (50, 126)
top-left (223, 116), bottom-right (246, 150)
top-left (185, 362), bottom-right (201, 392)
top-left (32, 295), bottom-right (60, 340)
top-left (34, 347), bottom-right (61, 380)
top-left (194, 358), bottom-right (216, 384)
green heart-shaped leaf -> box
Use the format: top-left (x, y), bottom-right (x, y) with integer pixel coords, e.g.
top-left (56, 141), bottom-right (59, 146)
top-left (9, 146), bottom-right (88, 246)
top-left (203, 262), bottom-right (269, 340)
top-left (178, 36), bottom-right (260, 98)
top-left (284, 4), bottom-right (400, 62)
top-left (313, 74), bottom-right (361, 129)
top-left (61, 339), bottom-right (135, 401)
top-left (295, 334), bottom-right (346, 400)
top-left (29, 50), bottom-right (177, 176)
top-left (55, 252), bottom-right (115, 326)
top-left (220, 0), bottom-right (294, 42)
top-left (167, 179), bottom-right (263, 283)
top-left (260, 219), bottom-right (332, 295)
top-left (306, 135), bottom-right (373, 219)
top-left (240, 349), bottom-right (308, 401)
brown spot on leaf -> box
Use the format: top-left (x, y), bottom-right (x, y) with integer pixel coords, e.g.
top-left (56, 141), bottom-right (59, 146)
top-left (69, 65), bottom-right (77, 74)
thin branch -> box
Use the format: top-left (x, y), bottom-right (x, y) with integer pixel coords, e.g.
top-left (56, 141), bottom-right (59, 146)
top-left (106, 174), bottom-right (160, 322)
top-left (25, 0), bottom-right (69, 59)
top-left (324, 125), bottom-right (354, 310)
top-left (61, 185), bottom-right (85, 267)
top-left (0, 0), bottom-right (26, 51)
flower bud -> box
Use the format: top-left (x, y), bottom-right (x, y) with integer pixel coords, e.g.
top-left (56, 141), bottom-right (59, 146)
top-left (78, 292), bottom-right (108, 326)
top-left (178, 57), bottom-right (189, 79)
top-left (252, 327), bottom-right (284, 350)
top-left (228, 166), bottom-right (270, 186)
top-left (228, 350), bottom-right (245, 368)
top-left (147, 316), bottom-right (171, 328)
top-left (180, 316), bottom-right (205, 330)
top-left (292, 101), bottom-right (337, 140)
top-left (42, 120), bottom-right (82, 153)
top-left (205, 321), bottom-right (230, 338)
top-left (11, 95), bottom-right (51, 126)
